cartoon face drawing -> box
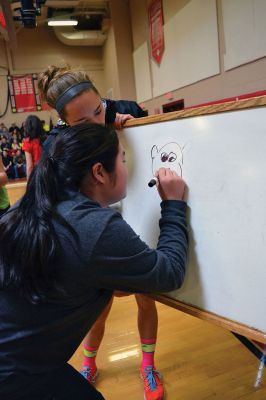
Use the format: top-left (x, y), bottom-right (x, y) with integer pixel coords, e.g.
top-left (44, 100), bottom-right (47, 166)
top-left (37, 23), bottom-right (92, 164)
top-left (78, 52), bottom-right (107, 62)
top-left (151, 142), bottom-right (184, 177)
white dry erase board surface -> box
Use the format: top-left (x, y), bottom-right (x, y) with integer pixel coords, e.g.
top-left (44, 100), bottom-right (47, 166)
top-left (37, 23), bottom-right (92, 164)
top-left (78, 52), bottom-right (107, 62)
top-left (121, 99), bottom-right (266, 342)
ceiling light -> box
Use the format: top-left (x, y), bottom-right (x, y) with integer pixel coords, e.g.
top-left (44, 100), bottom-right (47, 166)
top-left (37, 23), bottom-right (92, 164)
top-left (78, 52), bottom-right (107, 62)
top-left (48, 20), bottom-right (78, 26)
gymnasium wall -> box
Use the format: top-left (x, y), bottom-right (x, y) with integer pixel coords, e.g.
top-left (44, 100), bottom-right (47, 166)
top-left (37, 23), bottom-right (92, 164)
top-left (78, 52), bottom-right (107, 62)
top-left (0, 26), bottom-right (105, 127)
top-left (129, 0), bottom-right (266, 114)
top-left (102, 0), bottom-right (136, 101)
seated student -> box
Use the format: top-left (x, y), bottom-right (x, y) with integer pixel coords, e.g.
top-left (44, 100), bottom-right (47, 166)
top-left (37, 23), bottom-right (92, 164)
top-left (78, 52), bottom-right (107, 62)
top-left (0, 123), bottom-right (188, 400)
top-left (10, 131), bottom-right (22, 147)
top-left (0, 157), bottom-right (10, 217)
top-left (13, 149), bottom-right (26, 179)
top-left (9, 122), bottom-right (20, 134)
top-left (0, 126), bottom-right (11, 140)
top-left (8, 137), bottom-right (21, 159)
top-left (0, 137), bottom-right (11, 152)
top-left (0, 122), bottom-right (8, 133)
top-left (1, 148), bottom-right (15, 179)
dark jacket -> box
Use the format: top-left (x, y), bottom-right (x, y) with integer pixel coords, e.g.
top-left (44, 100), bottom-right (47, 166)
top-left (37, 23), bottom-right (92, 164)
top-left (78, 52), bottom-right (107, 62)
top-left (104, 99), bottom-right (147, 123)
top-left (42, 99), bottom-right (147, 155)
top-left (0, 192), bottom-right (188, 398)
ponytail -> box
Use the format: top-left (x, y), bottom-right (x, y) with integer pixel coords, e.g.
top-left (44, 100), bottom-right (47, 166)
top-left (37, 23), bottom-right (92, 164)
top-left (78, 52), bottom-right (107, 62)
top-left (0, 123), bottom-right (118, 303)
top-left (0, 156), bottom-right (72, 303)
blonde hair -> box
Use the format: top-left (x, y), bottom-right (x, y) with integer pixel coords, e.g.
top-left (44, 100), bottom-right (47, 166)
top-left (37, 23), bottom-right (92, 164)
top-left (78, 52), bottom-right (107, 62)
top-left (38, 65), bottom-right (99, 120)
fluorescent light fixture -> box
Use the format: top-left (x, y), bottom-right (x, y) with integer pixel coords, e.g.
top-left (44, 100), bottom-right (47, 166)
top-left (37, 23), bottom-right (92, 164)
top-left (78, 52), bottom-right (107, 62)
top-left (48, 20), bottom-right (78, 26)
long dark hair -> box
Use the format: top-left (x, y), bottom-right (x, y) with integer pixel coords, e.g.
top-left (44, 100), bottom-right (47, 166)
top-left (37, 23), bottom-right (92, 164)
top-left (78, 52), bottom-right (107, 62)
top-left (24, 115), bottom-right (46, 143)
top-left (0, 123), bottom-right (119, 303)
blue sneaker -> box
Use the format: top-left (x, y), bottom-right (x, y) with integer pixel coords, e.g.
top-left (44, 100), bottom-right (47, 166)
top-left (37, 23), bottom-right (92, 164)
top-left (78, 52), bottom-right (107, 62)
top-left (80, 366), bottom-right (98, 385)
top-left (140, 366), bottom-right (164, 400)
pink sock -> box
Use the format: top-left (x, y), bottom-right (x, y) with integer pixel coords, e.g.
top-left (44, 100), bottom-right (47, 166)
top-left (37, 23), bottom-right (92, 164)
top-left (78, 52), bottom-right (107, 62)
top-left (141, 338), bottom-right (156, 368)
top-left (83, 345), bottom-right (98, 370)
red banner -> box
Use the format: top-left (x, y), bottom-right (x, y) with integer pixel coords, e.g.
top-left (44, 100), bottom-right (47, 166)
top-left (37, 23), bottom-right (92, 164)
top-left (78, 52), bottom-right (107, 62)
top-left (148, 0), bottom-right (164, 65)
top-left (0, 12), bottom-right (6, 28)
top-left (8, 74), bottom-right (42, 113)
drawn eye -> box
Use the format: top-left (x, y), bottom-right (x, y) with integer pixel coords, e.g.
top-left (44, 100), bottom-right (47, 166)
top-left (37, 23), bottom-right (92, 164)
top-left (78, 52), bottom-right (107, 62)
top-left (168, 152), bottom-right (177, 162)
top-left (161, 152), bottom-right (168, 162)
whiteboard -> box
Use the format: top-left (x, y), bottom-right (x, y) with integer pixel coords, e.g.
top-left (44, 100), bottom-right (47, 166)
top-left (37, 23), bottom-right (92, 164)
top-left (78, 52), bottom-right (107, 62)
top-left (121, 106), bottom-right (266, 335)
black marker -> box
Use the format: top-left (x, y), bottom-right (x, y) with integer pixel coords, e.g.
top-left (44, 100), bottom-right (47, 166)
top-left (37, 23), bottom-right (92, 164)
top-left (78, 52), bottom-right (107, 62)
top-left (148, 177), bottom-right (158, 187)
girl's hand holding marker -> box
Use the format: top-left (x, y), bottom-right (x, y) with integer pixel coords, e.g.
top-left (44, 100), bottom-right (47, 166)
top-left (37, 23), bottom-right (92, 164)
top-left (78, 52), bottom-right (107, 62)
top-left (148, 167), bottom-right (186, 201)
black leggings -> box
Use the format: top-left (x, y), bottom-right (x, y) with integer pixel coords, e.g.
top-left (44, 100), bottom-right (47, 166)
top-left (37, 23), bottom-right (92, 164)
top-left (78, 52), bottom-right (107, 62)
top-left (17, 364), bottom-right (105, 400)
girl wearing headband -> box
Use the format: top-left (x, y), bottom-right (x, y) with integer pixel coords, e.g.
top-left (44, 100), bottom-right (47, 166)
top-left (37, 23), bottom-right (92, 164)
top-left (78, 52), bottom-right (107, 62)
top-left (38, 66), bottom-right (168, 400)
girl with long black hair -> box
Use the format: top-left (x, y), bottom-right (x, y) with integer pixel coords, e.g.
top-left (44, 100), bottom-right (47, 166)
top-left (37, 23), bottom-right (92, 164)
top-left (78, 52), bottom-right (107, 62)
top-left (0, 123), bottom-right (188, 400)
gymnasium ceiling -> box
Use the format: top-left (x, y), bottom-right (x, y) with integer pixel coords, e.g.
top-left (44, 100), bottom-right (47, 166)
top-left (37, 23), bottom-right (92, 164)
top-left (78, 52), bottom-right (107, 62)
top-left (0, 0), bottom-right (111, 47)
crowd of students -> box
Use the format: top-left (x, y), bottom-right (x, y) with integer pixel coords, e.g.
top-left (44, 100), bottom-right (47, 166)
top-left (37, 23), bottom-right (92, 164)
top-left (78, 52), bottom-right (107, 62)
top-left (0, 122), bottom-right (26, 179)
top-left (0, 118), bottom-right (48, 180)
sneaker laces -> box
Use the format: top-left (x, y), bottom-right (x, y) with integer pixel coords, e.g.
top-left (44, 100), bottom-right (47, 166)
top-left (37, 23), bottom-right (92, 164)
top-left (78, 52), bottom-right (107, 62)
top-left (143, 366), bottom-right (162, 392)
top-left (80, 366), bottom-right (97, 383)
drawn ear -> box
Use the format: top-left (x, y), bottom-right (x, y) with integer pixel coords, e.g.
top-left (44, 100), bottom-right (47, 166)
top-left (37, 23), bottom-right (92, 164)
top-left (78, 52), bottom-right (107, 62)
top-left (151, 145), bottom-right (159, 159)
top-left (180, 142), bottom-right (188, 164)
